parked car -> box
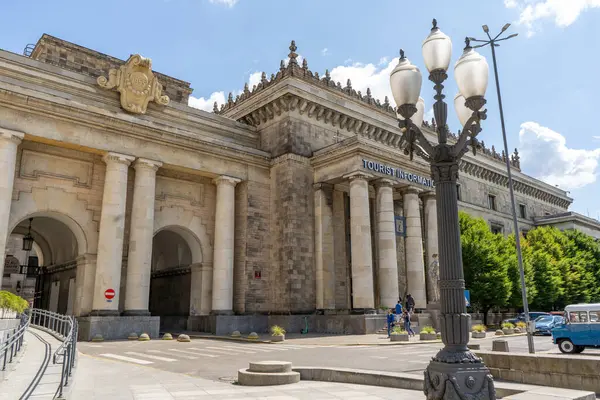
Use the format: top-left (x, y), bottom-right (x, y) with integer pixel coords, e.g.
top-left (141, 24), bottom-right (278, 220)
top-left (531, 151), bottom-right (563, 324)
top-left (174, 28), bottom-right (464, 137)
top-left (534, 315), bottom-right (564, 335)
top-left (552, 303), bottom-right (600, 354)
top-left (503, 312), bottom-right (550, 325)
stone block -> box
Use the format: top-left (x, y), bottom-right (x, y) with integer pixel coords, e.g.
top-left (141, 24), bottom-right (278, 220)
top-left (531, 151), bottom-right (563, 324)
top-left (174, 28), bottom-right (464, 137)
top-left (499, 368), bottom-right (524, 383)
top-left (580, 375), bottom-right (600, 394)
top-left (509, 354), bottom-right (537, 373)
top-left (248, 361), bottom-right (292, 373)
top-left (565, 356), bottom-right (600, 377)
top-left (467, 343), bottom-right (480, 350)
top-left (237, 369), bottom-right (300, 386)
top-left (390, 334), bottom-right (409, 342)
top-left (537, 354), bottom-right (568, 374)
top-left (77, 316), bottom-right (159, 341)
top-left (492, 340), bottom-right (510, 352)
top-left (472, 332), bottom-right (486, 339)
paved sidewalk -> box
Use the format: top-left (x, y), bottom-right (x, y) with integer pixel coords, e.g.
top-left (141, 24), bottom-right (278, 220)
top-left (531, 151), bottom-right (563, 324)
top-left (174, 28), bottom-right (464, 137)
top-left (0, 328), bottom-right (64, 400)
top-left (71, 352), bottom-right (425, 399)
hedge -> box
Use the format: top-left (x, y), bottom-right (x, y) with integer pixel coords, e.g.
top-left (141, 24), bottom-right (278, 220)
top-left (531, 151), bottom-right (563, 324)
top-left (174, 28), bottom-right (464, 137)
top-left (0, 291), bottom-right (29, 313)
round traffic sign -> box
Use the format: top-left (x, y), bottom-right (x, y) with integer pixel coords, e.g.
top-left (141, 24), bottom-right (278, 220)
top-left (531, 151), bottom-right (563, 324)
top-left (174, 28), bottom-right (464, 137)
top-left (104, 288), bottom-right (115, 300)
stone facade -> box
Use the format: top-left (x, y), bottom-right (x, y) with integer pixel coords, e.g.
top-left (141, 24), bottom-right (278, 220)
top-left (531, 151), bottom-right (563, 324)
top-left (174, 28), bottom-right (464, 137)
top-left (0, 36), bottom-right (597, 338)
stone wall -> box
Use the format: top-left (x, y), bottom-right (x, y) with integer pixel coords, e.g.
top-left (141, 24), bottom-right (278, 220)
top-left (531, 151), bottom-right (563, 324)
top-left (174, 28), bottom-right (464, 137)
top-left (476, 350), bottom-right (600, 394)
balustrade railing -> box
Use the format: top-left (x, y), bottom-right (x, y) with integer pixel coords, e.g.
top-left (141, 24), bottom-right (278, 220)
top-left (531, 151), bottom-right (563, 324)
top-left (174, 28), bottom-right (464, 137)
top-left (0, 312), bottom-right (29, 372)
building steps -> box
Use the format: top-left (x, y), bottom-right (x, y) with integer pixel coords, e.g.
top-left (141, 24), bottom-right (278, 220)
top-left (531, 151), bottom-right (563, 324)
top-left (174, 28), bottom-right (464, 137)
top-left (237, 361), bottom-right (300, 386)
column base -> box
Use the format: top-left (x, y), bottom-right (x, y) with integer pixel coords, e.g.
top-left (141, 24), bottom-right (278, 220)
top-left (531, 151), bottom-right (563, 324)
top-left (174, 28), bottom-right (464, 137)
top-left (89, 310), bottom-right (120, 317)
top-left (210, 310), bottom-right (235, 316)
top-left (424, 357), bottom-right (496, 399)
top-left (122, 310), bottom-right (151, 316)
top-left (350, 308), bottom-right (377, 315)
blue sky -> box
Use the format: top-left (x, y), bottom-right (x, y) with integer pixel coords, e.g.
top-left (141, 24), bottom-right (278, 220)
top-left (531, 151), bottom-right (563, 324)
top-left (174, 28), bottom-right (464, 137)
top-left (1, 0), bottom-right (599, 219)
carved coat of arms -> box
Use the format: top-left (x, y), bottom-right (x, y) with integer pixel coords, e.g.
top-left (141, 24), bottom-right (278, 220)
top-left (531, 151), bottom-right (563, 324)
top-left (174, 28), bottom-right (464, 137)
top-left (97, 54), bottom-right (169, 114)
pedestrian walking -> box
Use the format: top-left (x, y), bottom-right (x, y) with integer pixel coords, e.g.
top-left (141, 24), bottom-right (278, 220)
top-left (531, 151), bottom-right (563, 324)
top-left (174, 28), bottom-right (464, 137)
top-left (386, 309), bottom-right (395, 337)
top-left (395, 299), bottom-right (403, 325)
top-left (406, 293), bottom-right (415, 313)
top-left (403, 309), bottom-right (415, 336)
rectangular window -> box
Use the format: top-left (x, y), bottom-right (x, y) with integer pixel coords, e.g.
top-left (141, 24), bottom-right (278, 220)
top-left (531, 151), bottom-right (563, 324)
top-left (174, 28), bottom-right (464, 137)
top-left (519, 204), bottom-right (527, 219)
top-left (491, 224), bottom-right (503, 235)
top-left (590, 311), bottom-right (600, 323)
top-left (488, 195), bottom-right (496, 211)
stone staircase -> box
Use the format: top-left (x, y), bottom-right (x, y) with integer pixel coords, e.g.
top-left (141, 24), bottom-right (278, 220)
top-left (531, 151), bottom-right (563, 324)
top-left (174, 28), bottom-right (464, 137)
top-left (238, 361), bottom-right (300, 386)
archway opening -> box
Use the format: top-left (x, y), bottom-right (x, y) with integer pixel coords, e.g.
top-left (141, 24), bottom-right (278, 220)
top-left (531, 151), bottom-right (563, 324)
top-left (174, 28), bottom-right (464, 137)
top-left (4, 216), bottom-right (80, 315)
top-left (149, 229), bottom-right (193, 331)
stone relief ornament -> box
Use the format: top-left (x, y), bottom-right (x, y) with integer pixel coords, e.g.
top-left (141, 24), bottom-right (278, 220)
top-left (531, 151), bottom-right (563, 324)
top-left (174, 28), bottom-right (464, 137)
top-left (97, 54), bottom-right (169, 114)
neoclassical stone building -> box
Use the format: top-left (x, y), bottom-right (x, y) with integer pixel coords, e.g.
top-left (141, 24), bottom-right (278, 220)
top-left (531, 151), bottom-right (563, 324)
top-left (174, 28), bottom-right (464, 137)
top-left (1, 35), bottom-right (597, 339)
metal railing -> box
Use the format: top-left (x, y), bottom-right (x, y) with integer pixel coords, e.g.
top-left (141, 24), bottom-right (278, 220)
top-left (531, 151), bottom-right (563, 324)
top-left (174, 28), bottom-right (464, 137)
top-left (29, 309), bottom-right (78, 399)
top-left (0, 312), bottom-right (29, 372)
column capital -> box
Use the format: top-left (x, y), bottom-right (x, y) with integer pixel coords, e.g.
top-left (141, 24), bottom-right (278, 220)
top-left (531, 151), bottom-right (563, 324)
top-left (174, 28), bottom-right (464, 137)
top-left (420, 190), bottom-right (436, 200)
top-left (213, 175), bottom-right (242, 187)
top-left (134, 158), bottom-right (162, 171)
top-left (343, 171), bottom-right (373, 182)
top-left (374, 178), bottom-right (395, 189)
top-left (103, 152), bottom-right (135, 166)
top-left (0, 128), bottom-right (25, 144)
top-left (313, 182), bottom-right (333, 192)
top-left (401, 186), bottom-right (421, 196)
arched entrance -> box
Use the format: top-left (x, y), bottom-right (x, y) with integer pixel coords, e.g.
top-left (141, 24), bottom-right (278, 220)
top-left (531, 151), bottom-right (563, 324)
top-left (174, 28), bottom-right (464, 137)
top-left (5, 214), bottom-right (82, 315)
top-left (149, 227), bottom-right (196, 331)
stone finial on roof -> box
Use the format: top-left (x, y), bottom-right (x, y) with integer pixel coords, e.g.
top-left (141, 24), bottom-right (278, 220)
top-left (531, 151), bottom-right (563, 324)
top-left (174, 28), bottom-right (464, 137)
top-left (270, 73), bottom-right (275, 81)
top-left (261, 72), bottom-right (268, 85)
top-left (280, 60), bottom-right (286, 72)
top-left (213, 102), bottom-right (219, 113)
top-left (288, 40), bottom-right (298, 66)
top-left (324, 69), bottom-right (331, 84)
top-left (345, 79), bottom-right (352, 90)
top-left (383, 96), bottom-right (390, 108)
top-left (244, 83), bottom-right (250, 96)
top-left (227, 92), bottom-right (234, 106)
top-left (302, 58), bottom-right (308, 70)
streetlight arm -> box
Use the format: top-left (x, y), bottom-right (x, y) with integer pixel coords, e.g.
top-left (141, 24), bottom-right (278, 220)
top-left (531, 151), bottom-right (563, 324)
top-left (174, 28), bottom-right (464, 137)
top-left (398, 118), bottom-right (435, 160)
top-left (451, 110), bottom-right (486, 158)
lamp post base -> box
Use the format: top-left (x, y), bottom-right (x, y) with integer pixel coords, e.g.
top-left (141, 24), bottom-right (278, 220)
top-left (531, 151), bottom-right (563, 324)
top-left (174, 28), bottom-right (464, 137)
top-left (424, 357), bottom-right (496, 400)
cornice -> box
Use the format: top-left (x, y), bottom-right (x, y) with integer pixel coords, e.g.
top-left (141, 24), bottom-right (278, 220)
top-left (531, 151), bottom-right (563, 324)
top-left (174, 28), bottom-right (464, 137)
top-left (458, 159), bottom-right (571, 209)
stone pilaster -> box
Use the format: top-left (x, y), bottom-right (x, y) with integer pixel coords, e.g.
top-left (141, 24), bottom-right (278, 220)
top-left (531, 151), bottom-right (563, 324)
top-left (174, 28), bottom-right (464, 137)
top-left (333, 189), bottom-right (349, 309)
top-left (422, 191), bottom-right (440, 304)
top-left (91, 152), bottom-right (135, 315)
top-left (211, 175), bottom-right (241, 314)
top-left (74, 253), bottom-right (96, 316)
top-left (0, 128), bottom-right (24, 280)
top-left (375, 179), bottom-right (399, 309)
top-left (403, 187), bottom-right (427, 309)
top-left (314, 183), bottom-right (335, 310)
top-left (123, 158), bottom-right (162, 316)
top-left (344, 171), bottom-right (375, 310)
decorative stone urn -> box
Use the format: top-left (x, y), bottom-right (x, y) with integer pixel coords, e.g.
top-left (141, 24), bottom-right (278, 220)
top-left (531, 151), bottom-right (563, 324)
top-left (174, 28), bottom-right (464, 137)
top-left (472, 331), bottom-right (486, 339)
top-left (271, 335), bottom-right (285, 342)
top-left (502, 328), bottom-right (515, 335)
top-left (390, 333), bottom-right (409, 342)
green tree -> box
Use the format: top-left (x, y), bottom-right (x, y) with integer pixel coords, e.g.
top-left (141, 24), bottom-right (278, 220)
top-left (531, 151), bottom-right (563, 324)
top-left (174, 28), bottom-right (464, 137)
top-left (560, 230), bottom-right (600, 306)
top-left (459, 212), bottom-right (512, 325)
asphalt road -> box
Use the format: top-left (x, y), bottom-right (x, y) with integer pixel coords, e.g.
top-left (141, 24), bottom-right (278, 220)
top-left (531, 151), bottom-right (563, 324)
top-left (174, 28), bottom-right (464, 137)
top-left (76, 333), bottom-right (598, 382)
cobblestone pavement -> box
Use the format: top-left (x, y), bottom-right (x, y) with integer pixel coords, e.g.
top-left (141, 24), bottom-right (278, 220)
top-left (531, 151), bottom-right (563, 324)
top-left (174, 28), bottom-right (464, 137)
top-left (71, 352), bottom-right (425, 399)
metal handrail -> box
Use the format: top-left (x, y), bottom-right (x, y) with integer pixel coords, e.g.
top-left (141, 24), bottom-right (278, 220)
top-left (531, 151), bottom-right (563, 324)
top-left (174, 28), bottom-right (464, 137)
top-left (29, 309), bottom-right (78, 399)
top-left (0, 312), bottom-right (29, 372)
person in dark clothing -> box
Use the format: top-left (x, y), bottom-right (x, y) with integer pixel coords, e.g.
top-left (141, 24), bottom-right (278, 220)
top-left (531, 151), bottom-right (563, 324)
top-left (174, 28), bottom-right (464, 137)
top-left (406, 294), bottom-right (415, 313)
top-left (395, 300), bottom-right (403, 324)
top-left (386, 309), bottom-right (395, 337)
top-left (403, 309), bottom-right (415, 336)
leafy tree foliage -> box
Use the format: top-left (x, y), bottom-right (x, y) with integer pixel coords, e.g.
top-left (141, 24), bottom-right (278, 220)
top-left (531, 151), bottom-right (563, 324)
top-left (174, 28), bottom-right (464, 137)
top-left (459, 212), bottom-right (600, 314)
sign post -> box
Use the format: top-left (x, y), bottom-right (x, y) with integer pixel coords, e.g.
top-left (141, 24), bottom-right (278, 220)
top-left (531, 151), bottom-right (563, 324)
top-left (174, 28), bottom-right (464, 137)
top-left (104, 288), bottom-right (115, 303)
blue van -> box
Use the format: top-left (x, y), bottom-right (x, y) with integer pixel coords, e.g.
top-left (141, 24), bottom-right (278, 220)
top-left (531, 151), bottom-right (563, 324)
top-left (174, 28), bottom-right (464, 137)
top-left (552, 303), bottom-right (600, 353)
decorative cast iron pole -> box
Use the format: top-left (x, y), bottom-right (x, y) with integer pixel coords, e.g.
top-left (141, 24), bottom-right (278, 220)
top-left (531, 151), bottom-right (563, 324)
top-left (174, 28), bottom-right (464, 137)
top-left (468, 24), bottom-right (534, 355)
top-left (390, 20), bottom-right (496, 399)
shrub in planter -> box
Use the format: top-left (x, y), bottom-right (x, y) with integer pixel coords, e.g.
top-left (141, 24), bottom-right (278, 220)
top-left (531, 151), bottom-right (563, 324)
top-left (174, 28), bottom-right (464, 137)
top-left (390, 326), bottom-right (409, 342)
top-left (495, 330), bottom-right (504, 336)
top-left (501, 322), bottom-right (515, 335)
top-left (471, 324), bottom-right (487, 339)
top-left (270, 325), bottom-right (286, 342)
top-left (420, 326), bottom-right (437, 341)
top-left (0, 291), bottom-right (29, 318)
top-left (515, 321), bottom-right (527, 330)
top-left (514, 327), bottom-right (522, 333)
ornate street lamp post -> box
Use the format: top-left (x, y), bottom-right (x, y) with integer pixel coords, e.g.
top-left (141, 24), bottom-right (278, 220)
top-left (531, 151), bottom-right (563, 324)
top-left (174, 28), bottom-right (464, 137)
top-left (390, 20), bottom-right (496, 399)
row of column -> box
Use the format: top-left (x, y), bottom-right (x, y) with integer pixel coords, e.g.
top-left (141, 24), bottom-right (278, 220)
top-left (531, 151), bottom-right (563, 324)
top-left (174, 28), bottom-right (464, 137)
top-left (0, 129), bottom-right (240, 316)
top-left (314, 171), bottom-right (438, 311)
top-left (90, 153), bottom-right (240, 316)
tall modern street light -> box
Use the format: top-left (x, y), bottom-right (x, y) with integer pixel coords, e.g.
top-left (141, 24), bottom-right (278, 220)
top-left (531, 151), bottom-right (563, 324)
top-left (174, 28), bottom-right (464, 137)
top-left (390, 20), bottom-right (496, 399)
top-left (468, 24), bottom-right (535, 355)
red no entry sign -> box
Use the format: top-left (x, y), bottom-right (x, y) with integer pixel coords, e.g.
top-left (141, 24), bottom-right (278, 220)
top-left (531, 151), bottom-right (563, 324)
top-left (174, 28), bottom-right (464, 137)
top-left (104, 288), bottom-right (115, 300)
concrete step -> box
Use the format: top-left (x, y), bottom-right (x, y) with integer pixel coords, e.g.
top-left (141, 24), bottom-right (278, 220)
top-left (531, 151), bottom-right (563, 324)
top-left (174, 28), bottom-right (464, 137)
top-left (237, 369), bottom-right (300, 386)
top-left (248, 361), bottom-right (292, 373)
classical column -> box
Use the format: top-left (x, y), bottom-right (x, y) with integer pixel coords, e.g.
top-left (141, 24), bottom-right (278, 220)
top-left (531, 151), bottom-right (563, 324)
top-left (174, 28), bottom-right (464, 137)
top-left (344, 172), bottom-right (375, 310)
top-left (314, 183), bottom-right (335, 310)
top-left (0, 128), bottom-right (24, 280)
top-left (403, 187), bottom-right (427, 309)
top-left (375, 179), bottom-right (399, 309)
top-left (74, 254), bottom-right (96, 316)
top-left (211, 176), bottom-right (241, 314)
top-left (123, 158), bottom-right (162, 316)
top-left (91, 152), bottom-right (135, 315)
top-left (423, 192), bottom-right (440, 304)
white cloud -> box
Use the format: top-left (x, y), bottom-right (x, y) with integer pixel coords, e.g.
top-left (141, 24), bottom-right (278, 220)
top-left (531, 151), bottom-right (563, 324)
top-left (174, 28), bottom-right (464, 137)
top-left (593, 135), bottom-right (600, 140)
top-left (378, 57), bottom-right (389, 66)
top-left (518, 121), bottom-right (600, 190)
top-left (188, 91), bottom-right (227, 112)
top-left (329, 57), bottom-right (399, 107)
top-left (506, 0), bottom-right (600, 36)
top-left (424, 107), bottom-right (434, 124)
top-left (209, 0), bottom-right (238, 7)
top-left (321, 48), bottom-right (329, 56)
